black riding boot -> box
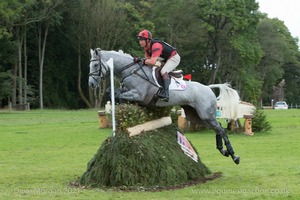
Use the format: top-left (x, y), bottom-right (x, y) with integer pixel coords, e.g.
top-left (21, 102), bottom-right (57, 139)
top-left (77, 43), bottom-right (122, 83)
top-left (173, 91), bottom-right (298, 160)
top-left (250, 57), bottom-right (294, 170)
top-left (157, 78), bottom-right (170, 102)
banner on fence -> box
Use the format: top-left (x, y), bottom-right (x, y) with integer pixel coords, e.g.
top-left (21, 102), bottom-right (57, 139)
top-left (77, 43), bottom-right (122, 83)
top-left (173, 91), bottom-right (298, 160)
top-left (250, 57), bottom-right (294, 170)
top-left (177, 131), bottom-right (198, 162)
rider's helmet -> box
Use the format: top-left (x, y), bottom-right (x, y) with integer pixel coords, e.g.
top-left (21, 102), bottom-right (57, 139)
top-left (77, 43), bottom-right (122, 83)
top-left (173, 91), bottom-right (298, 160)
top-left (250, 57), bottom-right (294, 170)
top-left (137, 30), bottom-right (152, 40)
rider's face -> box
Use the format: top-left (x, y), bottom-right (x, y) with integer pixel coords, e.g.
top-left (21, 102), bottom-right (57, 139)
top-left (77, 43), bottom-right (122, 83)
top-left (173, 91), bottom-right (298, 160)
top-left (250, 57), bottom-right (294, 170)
top-left (139, 39), bottom-right (146, 47)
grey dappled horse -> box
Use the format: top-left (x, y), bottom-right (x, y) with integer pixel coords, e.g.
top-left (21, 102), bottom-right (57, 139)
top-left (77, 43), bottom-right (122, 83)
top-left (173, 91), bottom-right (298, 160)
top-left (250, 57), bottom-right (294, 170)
top-left (89, 48), bottom-right (240, 164)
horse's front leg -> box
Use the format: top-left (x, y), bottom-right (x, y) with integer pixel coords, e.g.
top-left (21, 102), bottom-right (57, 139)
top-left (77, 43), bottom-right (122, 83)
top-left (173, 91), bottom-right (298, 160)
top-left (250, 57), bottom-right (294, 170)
top-left (119, 89), bottom-right (143, 102)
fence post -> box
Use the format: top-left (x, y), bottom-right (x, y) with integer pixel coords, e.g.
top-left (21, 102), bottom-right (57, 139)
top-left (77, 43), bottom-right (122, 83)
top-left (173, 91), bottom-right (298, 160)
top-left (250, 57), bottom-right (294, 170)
top-left (107, 58), bottom-right (116, 137)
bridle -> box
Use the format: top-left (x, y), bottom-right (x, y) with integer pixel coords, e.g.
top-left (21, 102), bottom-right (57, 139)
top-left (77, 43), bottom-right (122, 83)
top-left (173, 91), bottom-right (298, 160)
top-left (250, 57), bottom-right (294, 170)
top-left (89, 49), bottom-right (158, 87)
top-left (89, 56), bottom-right (108, 85)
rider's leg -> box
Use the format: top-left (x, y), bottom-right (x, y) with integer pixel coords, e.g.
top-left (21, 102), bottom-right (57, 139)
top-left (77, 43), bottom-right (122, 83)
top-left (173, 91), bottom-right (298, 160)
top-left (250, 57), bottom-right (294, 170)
top-left (157, 73), bottom-right (170, 101)
top-left (157, 54), bottom-right (180, 102)
top-left (161, 53), bottom-right (180, 74)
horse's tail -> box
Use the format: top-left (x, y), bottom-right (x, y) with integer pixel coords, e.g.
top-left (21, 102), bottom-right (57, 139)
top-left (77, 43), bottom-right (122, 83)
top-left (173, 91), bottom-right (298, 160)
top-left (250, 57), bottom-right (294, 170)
top-left (209, 83), bottom-right (240, 120)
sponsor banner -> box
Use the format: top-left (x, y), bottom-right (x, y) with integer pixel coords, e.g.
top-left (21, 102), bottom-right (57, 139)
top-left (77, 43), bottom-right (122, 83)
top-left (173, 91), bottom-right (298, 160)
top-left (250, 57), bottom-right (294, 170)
top-left (177, 131), bottom-right (198, 162)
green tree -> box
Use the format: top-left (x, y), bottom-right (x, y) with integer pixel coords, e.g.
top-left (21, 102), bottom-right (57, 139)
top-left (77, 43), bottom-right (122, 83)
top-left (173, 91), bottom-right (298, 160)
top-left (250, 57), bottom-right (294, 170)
top-left (119, 0), bottom-right (154, 55)
top-left (32, 0), bottom-right (64, 109)
top-left (0, 0), bottom-right (28, 39)
top-left (1, 0), bottom-right (299, 109)
top-left (283, 60), bottom-right (300, 106)
top-left (257, 17), bottom-right (300, 104)
top-left (195, 0), bottom-right (262, 86)
top-left (0, 0), bottom-right (36, 108)
top-left (149, 0), bottom-right (206, 78)
top-left (0, 39), bottom-right (15, 105)
top-left (66, 0), bottom-right (137, 108)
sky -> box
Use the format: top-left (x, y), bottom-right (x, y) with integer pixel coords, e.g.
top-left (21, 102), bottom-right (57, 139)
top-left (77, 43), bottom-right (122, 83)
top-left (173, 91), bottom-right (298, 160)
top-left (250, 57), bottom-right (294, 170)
top-left (257, 0), bottom-right (300, 44)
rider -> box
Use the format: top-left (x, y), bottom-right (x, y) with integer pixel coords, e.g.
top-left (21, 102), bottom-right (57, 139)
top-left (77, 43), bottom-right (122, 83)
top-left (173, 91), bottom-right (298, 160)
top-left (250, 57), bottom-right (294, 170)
top-left (134, 29), bottom-right (181, 102)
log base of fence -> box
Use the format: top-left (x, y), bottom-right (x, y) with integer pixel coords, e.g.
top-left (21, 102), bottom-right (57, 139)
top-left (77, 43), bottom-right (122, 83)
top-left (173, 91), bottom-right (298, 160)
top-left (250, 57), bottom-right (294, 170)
top-left (98, 111), bottom-right (110, 128)
top-left (127, 116), bottom-right (172, 137)
top-left (177, 109), bottom-right (204, 131)
top-left (227, 119), bottom-right (242, 131)
top-left (178, 115), bottom-right (189, 131)
top-left (243, 115), bottom-right (254, 135)
top-left (15, 103), bottom-right (30, 111)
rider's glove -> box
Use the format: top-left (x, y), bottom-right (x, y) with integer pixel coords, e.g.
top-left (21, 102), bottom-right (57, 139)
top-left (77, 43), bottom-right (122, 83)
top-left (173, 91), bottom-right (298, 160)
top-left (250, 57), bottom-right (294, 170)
top-left (133, 57), bottom-right (142, 63)
top-left (141, 58), bottom-right (146, 65)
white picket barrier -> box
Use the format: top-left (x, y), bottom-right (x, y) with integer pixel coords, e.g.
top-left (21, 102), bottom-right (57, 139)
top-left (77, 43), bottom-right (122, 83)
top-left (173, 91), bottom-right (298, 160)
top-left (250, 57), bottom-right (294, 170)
top-left (107, 58), bottom-right (116, 137)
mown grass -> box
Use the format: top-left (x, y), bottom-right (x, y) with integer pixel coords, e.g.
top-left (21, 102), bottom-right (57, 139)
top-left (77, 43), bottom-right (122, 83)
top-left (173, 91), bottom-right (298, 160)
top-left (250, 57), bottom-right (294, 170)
top-left (0, 109), bottom-right (299, 199)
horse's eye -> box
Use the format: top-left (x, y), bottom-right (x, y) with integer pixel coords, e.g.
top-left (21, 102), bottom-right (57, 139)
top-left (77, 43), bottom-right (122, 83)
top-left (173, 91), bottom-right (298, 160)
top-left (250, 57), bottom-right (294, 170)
top-left (94, 63), bottom-right (98, 67)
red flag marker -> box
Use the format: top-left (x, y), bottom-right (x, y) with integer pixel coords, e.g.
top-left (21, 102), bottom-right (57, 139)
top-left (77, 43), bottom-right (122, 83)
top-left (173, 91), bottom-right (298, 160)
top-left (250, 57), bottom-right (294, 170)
top-left (183, 74), bottom-right (192, 81)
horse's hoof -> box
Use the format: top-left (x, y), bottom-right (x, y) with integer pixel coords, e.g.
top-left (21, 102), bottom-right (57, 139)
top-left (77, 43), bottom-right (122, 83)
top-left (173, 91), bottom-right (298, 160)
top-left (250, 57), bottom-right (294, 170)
top-left (233, 156), bottom-right (240, 165)
top-left (221, 150), bottom-right (229, 157)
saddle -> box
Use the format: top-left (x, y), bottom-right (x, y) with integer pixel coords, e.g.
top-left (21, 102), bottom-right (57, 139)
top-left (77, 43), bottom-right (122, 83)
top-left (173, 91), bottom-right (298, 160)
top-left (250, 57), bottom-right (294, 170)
top-left (153, 66), bottom-right (183, 84)
top-left (152, 60), bottom-right (182, 83)
top-left (152, 66), bottom-right (186, 91)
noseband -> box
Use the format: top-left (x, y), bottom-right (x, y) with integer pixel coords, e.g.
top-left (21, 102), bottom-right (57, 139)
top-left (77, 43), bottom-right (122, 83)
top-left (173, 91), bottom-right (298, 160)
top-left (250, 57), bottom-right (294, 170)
top-left (89, 56), bottom-right (108, 84)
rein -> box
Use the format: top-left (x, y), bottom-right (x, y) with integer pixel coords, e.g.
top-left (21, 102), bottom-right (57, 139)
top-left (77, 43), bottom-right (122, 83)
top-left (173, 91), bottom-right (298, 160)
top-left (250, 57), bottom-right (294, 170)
top-left (119, 62), bottom-right (159, 87)
top-left (89, 50), bottom-right (158, 88)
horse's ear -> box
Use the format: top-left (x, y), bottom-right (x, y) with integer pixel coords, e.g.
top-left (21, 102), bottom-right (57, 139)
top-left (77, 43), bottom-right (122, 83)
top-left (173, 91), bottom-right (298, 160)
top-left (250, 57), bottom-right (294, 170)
top-left (90, 49), bottom-right (94, 56)
top-left (95, 49), bottom-right (99, 56)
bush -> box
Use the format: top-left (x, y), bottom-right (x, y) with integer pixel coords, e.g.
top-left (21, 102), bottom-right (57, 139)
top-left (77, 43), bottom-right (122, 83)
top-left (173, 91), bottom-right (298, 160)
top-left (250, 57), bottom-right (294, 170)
top-left (79, 125), bottom-right (211, 189)
top-left (252, 109), bottom-right (272, 132)
top-left (79, 103), bottom-right (212, 190)
top-left (108, 103), bottom-right (173, 132)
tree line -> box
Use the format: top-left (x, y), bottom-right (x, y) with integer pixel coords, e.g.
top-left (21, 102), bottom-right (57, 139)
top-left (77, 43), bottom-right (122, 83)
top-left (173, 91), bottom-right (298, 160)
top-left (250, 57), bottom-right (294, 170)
top-left (1, 0), bottom-right (299, 109)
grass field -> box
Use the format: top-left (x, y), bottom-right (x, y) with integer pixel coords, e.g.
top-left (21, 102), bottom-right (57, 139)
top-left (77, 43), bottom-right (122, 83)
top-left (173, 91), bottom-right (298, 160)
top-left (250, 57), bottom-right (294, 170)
top-left (0, 109), bottom-right (299, 199)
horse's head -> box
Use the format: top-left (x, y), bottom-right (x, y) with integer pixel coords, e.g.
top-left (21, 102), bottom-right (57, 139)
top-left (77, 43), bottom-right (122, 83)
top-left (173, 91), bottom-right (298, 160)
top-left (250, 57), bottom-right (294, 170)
top-left (88, 48), bottom-right (108, 88)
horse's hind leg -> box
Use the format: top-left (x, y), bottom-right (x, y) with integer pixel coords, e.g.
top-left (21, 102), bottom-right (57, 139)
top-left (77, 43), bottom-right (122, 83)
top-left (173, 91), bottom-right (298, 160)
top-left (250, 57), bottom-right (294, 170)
top-left (217, 130), bottom-right (240, 164)
top-left (206, 119), bottom-right (240, 164)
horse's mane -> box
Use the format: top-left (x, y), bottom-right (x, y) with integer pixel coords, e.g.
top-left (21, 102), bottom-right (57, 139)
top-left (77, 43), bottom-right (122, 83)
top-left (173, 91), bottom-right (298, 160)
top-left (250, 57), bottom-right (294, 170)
top-left (103, 49), bottom-right (133, 59)
top-left (117, 50), bottom-right (132, 58)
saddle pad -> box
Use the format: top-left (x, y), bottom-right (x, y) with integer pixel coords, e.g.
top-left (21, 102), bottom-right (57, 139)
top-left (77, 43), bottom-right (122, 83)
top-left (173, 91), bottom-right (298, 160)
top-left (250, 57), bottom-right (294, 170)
top-left (169, 78), bottom-right (187, 91)
top-left (152, 68), bottom-right (187, 91)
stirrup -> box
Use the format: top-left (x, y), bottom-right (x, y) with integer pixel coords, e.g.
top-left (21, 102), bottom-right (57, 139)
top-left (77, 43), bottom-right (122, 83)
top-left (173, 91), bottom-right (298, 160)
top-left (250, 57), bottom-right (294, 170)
top-left (158, 96), bottom-right (169, 102)
top-left (157, 92), bottom-right (169, 102)
top-left (157, 93), bottom-right (167, 98)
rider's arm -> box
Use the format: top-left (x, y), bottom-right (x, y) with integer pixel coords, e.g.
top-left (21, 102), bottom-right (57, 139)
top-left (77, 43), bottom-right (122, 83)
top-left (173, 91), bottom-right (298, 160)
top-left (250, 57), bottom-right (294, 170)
top-left (144, 57), bottom-right (158, 66)
top-left (144, 43), bottom-right (162, 66)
